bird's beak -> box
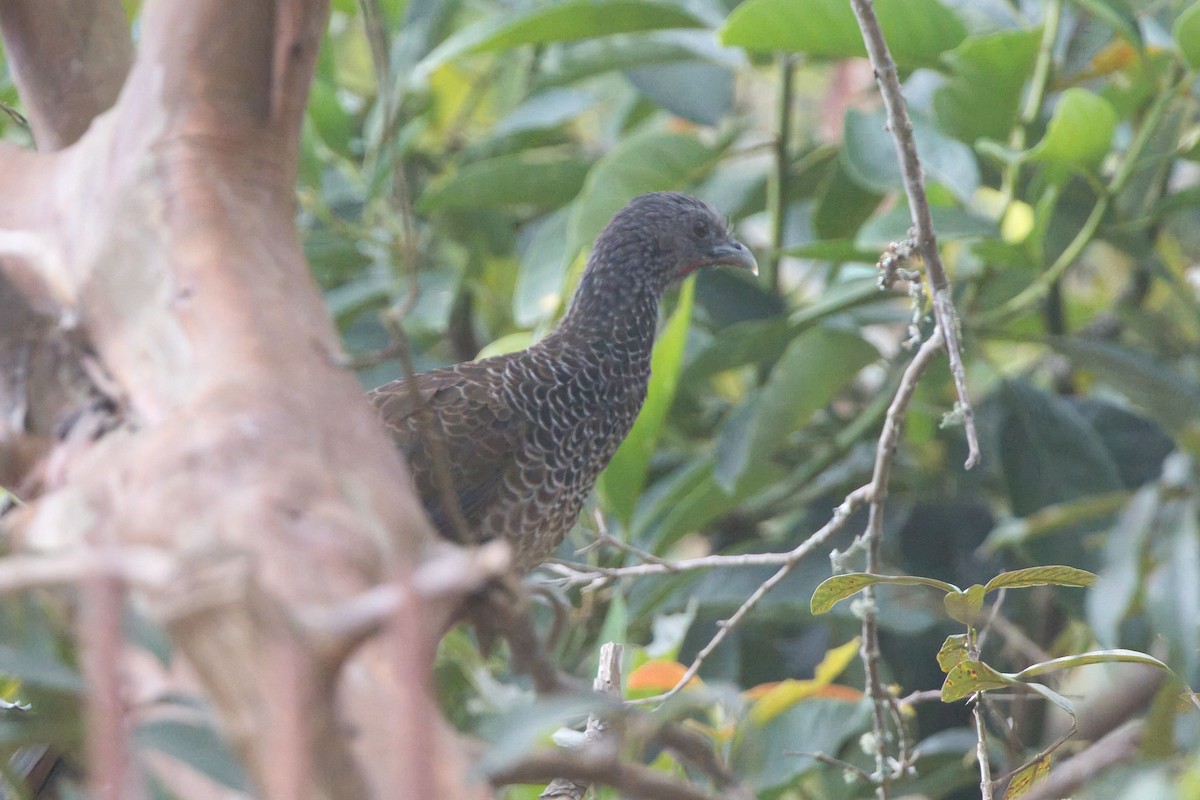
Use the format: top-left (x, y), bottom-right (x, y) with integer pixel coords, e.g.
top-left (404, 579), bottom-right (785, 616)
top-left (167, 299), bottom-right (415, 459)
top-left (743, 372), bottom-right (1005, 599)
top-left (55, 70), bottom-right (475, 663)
top-left (707, 239), bottom-right (758, 277)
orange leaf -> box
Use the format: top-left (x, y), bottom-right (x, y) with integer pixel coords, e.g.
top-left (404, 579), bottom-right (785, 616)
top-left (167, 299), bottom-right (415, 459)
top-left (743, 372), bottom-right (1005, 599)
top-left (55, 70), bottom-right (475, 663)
top-left (627, 660), bottom-right (699, 692)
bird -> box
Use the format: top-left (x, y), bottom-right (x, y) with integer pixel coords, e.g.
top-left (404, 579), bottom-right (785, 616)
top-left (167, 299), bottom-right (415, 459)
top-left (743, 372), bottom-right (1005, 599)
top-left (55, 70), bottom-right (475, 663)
top-left (370, 192), bottom-right (757, 573)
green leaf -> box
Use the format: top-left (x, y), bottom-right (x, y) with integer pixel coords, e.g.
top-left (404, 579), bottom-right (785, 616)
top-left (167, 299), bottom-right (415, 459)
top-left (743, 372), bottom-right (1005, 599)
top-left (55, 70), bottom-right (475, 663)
top-left (936, 634), bottom-right (970, 673)
top-left (534, 30), bottom-right (745, 90)
top-left (633, 457), bottom-right (786, 551)
top-left (719, 0), bottom-right (965, 69)
top-left (942, 661), bottom-right (1075, 712)
top-left (0, 646), bottom-right (82, 693)
top-left (135, 720), bottom-right (247, 790)
top-left (1013, 648), bottom-right (1171, 680)
top-left (984, 566), bottom-right (1097, 592)
top-left (599, 279), bottom-right (695, 524)
top-left (982, 491), bottom-right (1130, 553)
top-left (812, 160), bottom-right (883, 240)
top-left (478, 695), bottom-right (615, 776)
top-left (941, 659), bottom-right (1012, 702)
top-left (417, 150), bottom-right (591, 212)
top-left (1027, 88), bottom-right (1118, 172)
top-left (943, 584), bottom-right (985, 625)
top-left (1047, 337), bottom-right (1200, 445)
top-left (626, 60), bottom-right (734, 126)
top-left (995, 380), bottom-right (1124, 517)
top-left (713, 327), bottom-right (878, 491)
top-left (1087, 484), bottom-right (1160, 646)
top-left (1146, 499), bottom-right (1200, 678)
top-left (811, 573), bottom-right (960, 615)
top-left (567, 131), bottom-right (715, 262)
top-left (682, 277), bottom-right (890, 381)
top-left (414, 0), bottom-right (706, 83)
top-left (493, 88), bottom-right (599, 137)
top-left (513, 209), bottom-right (571, 327)
top-left (780, 240), bottom-right (882, 263)
top-left (732, 698), bottom-right (871, 791)
top-left (842, 108), bottom-right (980, 202)
top-left (858, 203), bottom-right (996, 248)
top-left (1019, 680), bottom-right (1076, 716)
top-left (932, 28), bottom-right (1042, 144)
top-left (1175, 1), bottom-right (1200, 69)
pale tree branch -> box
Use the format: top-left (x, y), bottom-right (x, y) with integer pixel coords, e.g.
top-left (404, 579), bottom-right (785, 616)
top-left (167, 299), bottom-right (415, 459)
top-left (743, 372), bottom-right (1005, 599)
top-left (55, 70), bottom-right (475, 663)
top-left (0, 0), bottom-right (132, 150)
top-left (491, 748), bottom-right (725, 800)
top-left (848, 0), bottom-right (979, 470)
top-left (0, 0), bottom-right (490, 797)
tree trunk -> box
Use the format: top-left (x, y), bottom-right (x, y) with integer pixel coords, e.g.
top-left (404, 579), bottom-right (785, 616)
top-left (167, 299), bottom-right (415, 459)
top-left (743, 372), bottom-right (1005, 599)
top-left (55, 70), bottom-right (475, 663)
top-left (0, 1), bottom-right (485, 797)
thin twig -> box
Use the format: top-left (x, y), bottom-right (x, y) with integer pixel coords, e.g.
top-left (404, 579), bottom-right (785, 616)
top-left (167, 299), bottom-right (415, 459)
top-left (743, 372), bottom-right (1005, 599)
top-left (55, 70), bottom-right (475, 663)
top-left (848, 0), bottom-right (979, 470)
top-left (575, 508), bottom-right (676, 569)
top-left (491, 748), bottom-right (724, 800)
top-left (973, 703), bottom-right (995, 800)
top-left (633, 485), bottom-right (872, 705)
top-left (0, 549), bottom-right (175, 592)
top-left (852, 329), bottom-right (946, 799)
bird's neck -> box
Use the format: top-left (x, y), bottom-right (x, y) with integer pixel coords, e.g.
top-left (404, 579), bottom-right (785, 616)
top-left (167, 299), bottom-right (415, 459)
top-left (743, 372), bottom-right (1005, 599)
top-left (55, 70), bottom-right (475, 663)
top-left (552, 271), bottom-right (661, 362)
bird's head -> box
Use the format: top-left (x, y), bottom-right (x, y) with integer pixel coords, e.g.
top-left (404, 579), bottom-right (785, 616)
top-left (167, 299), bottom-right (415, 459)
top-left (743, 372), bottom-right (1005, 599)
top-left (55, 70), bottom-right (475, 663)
top-left (589, 192), bottom-right (758, 295)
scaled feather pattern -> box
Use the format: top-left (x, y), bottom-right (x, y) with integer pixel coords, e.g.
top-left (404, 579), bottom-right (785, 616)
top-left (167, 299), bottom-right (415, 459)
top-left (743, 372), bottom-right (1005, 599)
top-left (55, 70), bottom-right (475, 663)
top-left (370, 192), bottom-right (757, 572)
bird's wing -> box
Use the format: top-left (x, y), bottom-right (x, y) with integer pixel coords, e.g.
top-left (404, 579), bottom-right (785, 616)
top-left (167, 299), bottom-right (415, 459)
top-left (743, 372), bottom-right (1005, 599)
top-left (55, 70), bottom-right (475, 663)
top-left (369, 363), bottom-right (527, 541)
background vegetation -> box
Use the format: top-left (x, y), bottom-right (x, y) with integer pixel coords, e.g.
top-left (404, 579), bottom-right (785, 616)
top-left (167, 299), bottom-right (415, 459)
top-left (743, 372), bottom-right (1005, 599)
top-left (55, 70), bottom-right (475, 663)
top-left (3, 0), bottom-right (1200, 797)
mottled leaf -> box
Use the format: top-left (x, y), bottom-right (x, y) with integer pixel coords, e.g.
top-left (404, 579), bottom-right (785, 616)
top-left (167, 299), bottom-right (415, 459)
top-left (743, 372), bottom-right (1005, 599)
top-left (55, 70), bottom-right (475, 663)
top-left (941, 660), bottom-right (1012, 702)
top-left (1005, 754), bottom-right (1052, 800)
top-left (811, 573), bottom-right (959, 615)
top-left (937, 634), bottom-right (970, 673)
top-left (984, 566), bottom-right (1097, 592)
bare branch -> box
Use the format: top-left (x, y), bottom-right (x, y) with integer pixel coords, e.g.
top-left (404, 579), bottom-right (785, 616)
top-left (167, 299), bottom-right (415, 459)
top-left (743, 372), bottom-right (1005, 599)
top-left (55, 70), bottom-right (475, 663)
top-left (636, 485), bottom-right (871, 705)
top-left (492, 748), bottom-right (725, 800)
top-left (848, 0), bottom-right (979, 470)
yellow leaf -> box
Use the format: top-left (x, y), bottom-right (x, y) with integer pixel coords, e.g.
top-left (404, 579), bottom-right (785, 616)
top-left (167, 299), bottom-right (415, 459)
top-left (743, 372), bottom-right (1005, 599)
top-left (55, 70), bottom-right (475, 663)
top-left (813, 637), bottom-right (861, 684)
top-left (749, 637), bottom-right (861, 724)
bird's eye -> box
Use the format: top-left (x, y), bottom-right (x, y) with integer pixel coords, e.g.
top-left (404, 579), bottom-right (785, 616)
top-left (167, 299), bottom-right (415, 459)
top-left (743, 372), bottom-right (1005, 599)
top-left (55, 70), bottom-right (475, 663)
top-left (692, 221), bottom-right (710, 239)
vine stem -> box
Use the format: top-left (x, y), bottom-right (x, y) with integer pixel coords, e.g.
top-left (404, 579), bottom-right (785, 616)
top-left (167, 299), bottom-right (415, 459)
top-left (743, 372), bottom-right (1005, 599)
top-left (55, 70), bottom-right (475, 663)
top-left (848, 0), bottom-right (979, 469)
